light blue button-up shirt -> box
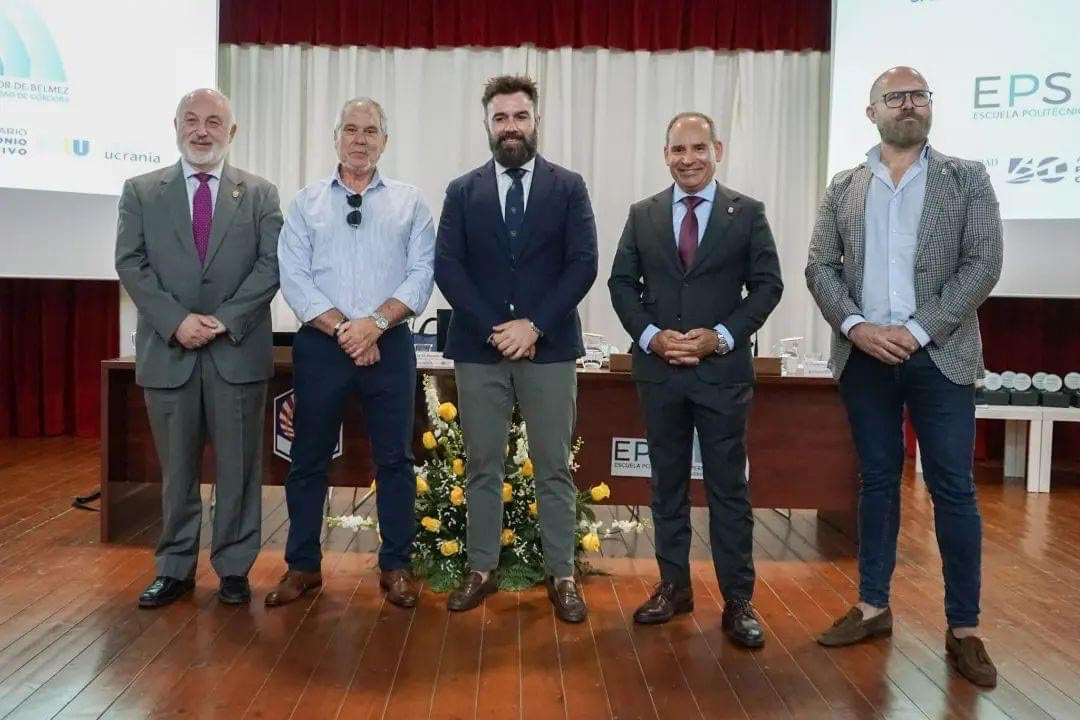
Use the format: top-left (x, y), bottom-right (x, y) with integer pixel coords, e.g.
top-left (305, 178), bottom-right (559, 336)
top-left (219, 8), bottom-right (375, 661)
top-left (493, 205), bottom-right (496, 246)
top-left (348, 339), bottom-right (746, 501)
top-left (639, 179), bottom-right (735, 354)
top-left (840, 144), bottom-right (931, 346)
top-left (278, 167), bottom-right (435, 323)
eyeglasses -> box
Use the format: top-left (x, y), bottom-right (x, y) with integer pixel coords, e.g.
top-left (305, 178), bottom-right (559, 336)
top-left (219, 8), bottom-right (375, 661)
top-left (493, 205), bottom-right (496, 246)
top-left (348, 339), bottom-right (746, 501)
top-left (346, 193), bottom-right (362, 227)
top-left (881, 89), bottom-right (933, 108)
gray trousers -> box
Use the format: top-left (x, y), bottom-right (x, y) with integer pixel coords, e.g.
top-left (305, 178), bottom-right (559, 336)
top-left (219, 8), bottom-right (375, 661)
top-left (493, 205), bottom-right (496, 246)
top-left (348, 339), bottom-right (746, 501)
top-left (144, 352), bottom-right (267, 580)
top-left (455, 360), bottom-right (578, 578)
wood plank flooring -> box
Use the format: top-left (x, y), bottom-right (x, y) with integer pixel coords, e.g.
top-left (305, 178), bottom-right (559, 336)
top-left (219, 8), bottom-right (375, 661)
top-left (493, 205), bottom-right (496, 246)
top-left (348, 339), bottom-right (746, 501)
top-left (1, 436), bottom-right (1078, 719)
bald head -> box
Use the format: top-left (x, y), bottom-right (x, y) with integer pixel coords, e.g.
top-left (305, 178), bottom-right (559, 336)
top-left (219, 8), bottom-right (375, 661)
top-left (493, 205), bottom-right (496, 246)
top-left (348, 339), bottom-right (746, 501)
top-left (869, 66), bottom-right (928, 104)
top-left (175, 88), bottom-right (233, 126)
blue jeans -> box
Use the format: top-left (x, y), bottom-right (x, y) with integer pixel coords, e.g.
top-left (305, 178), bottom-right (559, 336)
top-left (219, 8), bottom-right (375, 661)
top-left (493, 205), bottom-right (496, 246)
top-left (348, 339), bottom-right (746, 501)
top-left (284, 325), bottom-right (417, 573)
top-left (839, 348), bottom-right (981, 628)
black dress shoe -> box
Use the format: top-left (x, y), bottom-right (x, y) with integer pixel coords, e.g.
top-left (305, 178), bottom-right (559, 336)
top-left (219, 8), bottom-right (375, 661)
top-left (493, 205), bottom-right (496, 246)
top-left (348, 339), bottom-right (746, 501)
top-left (138, 576), bottom-right (195, 608)
top-left (722, 598), bottom-right (765, 648)
top-left (447, 571), bottom-right (498, 612)
top-left (218, 575), bottom-right (251, 605)
top-left (545, 576), bottom-right (587, 623)
top-left (633, 582), bottom-right (694, 624)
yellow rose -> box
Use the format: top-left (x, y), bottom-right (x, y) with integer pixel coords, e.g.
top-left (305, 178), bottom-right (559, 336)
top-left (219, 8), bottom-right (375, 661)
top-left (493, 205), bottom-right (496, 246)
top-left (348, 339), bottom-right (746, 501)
top-left (422, 431), bottom-right (437, 450)
top-left (421, 516), bottom-right (441, 532)
top-left (502, 482), bottom-right (513, 502)
top-left (500, 528), bottom-right (516, 546)
top-left (589, 482), bottom-right (611, 502)
top-left (437, 402), bottom-right (458, 422)
top-left (440, 539), bottom-right (461, 556)
top-left (580, 532), bottom-right (601, 553)
top-left (449, 485), bottom-right (465, 506)
top-left (528, 501), bottom-right (538, 517)
top-left (416, 475), bottom-right (429, 494)
top-left (452, 458), bottom-right (465, 476)
top-left (520, 458), bottom-right (534, 478)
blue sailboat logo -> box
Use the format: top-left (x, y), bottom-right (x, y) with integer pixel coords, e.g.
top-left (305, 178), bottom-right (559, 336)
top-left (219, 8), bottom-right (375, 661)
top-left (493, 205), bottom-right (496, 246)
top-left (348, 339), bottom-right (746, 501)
top-left (0, 1), bottom-right (67, 81)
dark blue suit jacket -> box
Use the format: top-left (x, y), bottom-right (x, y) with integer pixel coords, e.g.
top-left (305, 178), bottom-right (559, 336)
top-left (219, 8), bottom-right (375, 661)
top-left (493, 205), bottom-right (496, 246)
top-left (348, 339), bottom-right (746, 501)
top-left (435, 155), bottom-right (598, 363)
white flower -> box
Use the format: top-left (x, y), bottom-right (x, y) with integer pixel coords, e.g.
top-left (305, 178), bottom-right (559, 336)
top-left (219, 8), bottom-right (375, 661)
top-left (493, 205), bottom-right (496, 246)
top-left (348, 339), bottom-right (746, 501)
top-left (326, 514), bottom-right (377, 531)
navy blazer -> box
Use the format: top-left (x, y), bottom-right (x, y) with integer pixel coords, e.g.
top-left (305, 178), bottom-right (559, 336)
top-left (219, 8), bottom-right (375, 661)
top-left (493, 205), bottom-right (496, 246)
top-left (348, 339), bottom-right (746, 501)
top-left (435, 155), bottom-right (598, 363)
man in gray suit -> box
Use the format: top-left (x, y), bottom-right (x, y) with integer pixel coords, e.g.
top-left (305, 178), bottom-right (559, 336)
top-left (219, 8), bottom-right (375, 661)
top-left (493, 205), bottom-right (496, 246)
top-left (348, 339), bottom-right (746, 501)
top-left (805, 67), bottom-right (1002, 686)
top-left (116, 88), bottom-right (282, 609)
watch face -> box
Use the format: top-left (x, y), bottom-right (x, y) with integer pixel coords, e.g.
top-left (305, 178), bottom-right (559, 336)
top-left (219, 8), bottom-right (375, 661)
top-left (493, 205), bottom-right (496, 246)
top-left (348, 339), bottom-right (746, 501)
top-left (1013, 373), bottom-right (1032, 392)
top-left (1044, 374), bottom-right (1063, 393)
top-left (983, 372), bottom-right (1003, 391)
top-left (1066, 372), bottom-right (1080, 391)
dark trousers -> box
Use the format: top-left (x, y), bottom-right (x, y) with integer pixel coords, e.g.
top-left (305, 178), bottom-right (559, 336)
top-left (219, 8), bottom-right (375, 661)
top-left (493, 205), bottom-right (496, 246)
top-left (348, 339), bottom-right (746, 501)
top-left (284, 325), bottom-right (417, 573)
top-left (638, 370), bottom-right (755, 602)
top-left (840, 347), bottom-right (981, 628)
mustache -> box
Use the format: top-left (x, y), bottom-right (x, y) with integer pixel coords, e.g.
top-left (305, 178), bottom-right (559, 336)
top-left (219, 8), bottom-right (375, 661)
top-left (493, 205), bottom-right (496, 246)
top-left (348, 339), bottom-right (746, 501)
top-left (497, 132), bottom-right (525, 143)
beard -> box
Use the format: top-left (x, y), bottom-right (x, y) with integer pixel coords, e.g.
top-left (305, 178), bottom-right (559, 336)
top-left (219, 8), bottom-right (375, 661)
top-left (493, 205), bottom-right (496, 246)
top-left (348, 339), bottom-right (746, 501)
top-left (877, 111), bottom-right (932, 149)
top-left (177, 136), bottom-right (229, 167)
top-left (489, 129), bottom-right (537, 168)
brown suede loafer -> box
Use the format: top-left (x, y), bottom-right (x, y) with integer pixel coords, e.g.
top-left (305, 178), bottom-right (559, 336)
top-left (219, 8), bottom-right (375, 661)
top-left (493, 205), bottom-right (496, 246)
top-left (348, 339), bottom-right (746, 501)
top-left (380, 569), bottom-right (420, 609)
top-left (447, 571), bottom-right (498, 612)
top-left (817, 606), bottom-right (893, 646)
top-left (946, 630), bottom-right (997, 687)
top-left (264, 569), bottom-right (322, 607)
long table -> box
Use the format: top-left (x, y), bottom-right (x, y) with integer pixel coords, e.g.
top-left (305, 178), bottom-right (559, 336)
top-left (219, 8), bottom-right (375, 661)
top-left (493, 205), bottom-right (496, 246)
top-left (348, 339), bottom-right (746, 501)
top-left (100, 349), bottom-right (858, 542)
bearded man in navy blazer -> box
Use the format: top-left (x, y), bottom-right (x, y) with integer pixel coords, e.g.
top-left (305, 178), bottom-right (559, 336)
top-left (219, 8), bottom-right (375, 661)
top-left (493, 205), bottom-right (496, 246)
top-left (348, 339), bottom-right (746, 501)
top-left (435, 75), bottom-right (598, 622)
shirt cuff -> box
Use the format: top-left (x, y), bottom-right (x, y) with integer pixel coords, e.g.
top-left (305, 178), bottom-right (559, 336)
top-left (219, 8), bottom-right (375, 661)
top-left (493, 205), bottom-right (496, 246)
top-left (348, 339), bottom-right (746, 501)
top-left (713, 323), bottom-right (735, 351)
top-left (904, 319), bottom-right (931, 348)
top-left (299, 300), bottom-right (335, 324)
top-left (639, 324), bottom-right (660, 354)
top-left (841, 314), bottom-right (866, 338)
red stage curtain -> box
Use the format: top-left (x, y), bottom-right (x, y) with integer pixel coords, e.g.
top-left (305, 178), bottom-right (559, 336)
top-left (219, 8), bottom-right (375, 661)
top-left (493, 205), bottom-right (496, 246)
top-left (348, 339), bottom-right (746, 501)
top-left (220, 0), bottom-right (830, 52)
top-left (0, 279), bottom-right (119, 439)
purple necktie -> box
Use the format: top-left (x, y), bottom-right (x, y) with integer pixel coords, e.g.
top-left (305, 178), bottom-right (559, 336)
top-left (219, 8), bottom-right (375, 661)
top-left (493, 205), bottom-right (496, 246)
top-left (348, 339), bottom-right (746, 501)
top-left (678, 195), bottom-right (704, 271)
top-left (192, 172), bottom-right (213, 266)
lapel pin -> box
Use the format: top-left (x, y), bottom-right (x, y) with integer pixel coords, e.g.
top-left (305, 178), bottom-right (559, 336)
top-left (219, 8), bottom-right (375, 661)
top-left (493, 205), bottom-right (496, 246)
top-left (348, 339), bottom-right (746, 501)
top-left (232, 189), bottom-right (241, 199)
top-left (727, 206), bottom-right (734, 214)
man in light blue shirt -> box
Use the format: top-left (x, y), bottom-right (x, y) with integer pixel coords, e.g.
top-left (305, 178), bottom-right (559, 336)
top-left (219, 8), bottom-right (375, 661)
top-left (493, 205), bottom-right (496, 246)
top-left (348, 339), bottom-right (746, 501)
top-left (269, 97), bottom-right (435, 610)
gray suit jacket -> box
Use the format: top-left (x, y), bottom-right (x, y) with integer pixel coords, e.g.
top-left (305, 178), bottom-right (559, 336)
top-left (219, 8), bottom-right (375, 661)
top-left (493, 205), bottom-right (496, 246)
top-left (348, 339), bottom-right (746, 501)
top-left (805, 148), bottom-right (1003, 386)
top-left (609, 182), bottom-right (784, 385)
top-left (115, 161), bottom-right (283, 389)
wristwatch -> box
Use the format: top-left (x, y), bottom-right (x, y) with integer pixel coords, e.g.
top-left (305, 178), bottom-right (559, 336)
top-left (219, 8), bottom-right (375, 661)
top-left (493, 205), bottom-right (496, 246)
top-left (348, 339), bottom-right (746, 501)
top-left (528, 320), bottom-right (543, 338)
top-left (332, 318), bottom-right (346, 338)
top-left (714, 331), bottom-right (730, 355)
top-left (370, 311), bottom-right (390, 331)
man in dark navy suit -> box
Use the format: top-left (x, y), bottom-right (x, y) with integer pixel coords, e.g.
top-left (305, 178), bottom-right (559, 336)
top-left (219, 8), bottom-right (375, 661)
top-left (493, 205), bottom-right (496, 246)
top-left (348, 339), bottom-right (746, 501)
top-left (435, 75), bottom-right (598, 622)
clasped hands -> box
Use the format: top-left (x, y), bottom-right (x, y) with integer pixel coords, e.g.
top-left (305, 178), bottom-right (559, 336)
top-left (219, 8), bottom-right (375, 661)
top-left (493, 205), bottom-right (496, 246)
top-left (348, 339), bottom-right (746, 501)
top-left (849, 323), bottom-right (920, 365)
top-left (648, 328), bottom-right (721, 366)
top-left (489, 319), bottom-right (538, 361)
top-left (175, 313), bottom-right (227, 349)
top-left (338, 316), bottom-right (383, 367)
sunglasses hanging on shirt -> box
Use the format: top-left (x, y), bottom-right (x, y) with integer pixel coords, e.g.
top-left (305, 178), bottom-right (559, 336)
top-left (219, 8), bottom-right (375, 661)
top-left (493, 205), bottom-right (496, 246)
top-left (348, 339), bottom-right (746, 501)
top-left (346, 193), bottom-right (363, 227)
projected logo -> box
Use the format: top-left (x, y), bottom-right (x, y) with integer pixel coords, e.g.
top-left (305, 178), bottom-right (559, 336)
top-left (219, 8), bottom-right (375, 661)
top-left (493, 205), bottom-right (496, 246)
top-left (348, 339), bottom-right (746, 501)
top-left (0, 1), bottom-right (70, 103)
top-left (272, 389), bottom-right (343, 463)
top-left (66, 138), bottom-right (89, 156)
top-left (1006, 157), bottom-right (1070, 184)
top-left (0, 126), bottom-right (30, 157)
top-left (972, 72), bottom-right (1077, 121)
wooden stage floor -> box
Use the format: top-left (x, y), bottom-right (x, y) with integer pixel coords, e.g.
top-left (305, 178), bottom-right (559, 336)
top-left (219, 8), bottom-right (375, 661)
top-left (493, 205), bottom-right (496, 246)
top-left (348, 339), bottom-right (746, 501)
top-left (1, 437), bottom-right (1079, 719)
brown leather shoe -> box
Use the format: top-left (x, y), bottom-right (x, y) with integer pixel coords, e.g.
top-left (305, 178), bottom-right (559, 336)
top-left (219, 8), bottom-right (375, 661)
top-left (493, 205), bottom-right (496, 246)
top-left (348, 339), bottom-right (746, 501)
top-left (817, 606), bottom-right (893, 646)
top-left (633, 582), bottom-right (694, 624)
top-left (545, 576), bottom-right (587, 623)
top-left (264, 569), bottom-right (322, 607)
top-left (946, 630), bottom-right (997, 687)
top-left (380, 569), bottom-right (420, 609)
top-left (447, 571), bottom-right (497, 612)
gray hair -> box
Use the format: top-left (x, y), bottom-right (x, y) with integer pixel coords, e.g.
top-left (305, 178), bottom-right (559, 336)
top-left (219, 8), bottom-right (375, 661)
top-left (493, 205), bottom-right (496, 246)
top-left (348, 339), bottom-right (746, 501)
top-left (174, 88), bottom-right (234, 126)
top-left (665, 112), bottom-right (717, 144)
top-left (333, 97), bottom-right (389, 141)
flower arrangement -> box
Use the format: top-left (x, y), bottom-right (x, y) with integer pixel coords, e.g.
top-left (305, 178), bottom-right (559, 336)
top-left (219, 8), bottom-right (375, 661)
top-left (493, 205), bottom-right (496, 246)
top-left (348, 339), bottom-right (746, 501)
top-left (328, 375), bottom-right (648, 591)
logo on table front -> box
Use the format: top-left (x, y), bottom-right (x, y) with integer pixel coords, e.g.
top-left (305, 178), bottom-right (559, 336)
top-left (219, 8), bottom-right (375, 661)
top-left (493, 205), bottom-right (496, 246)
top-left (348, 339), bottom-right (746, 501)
top-left (272, 389), bottom-right (343, 462)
